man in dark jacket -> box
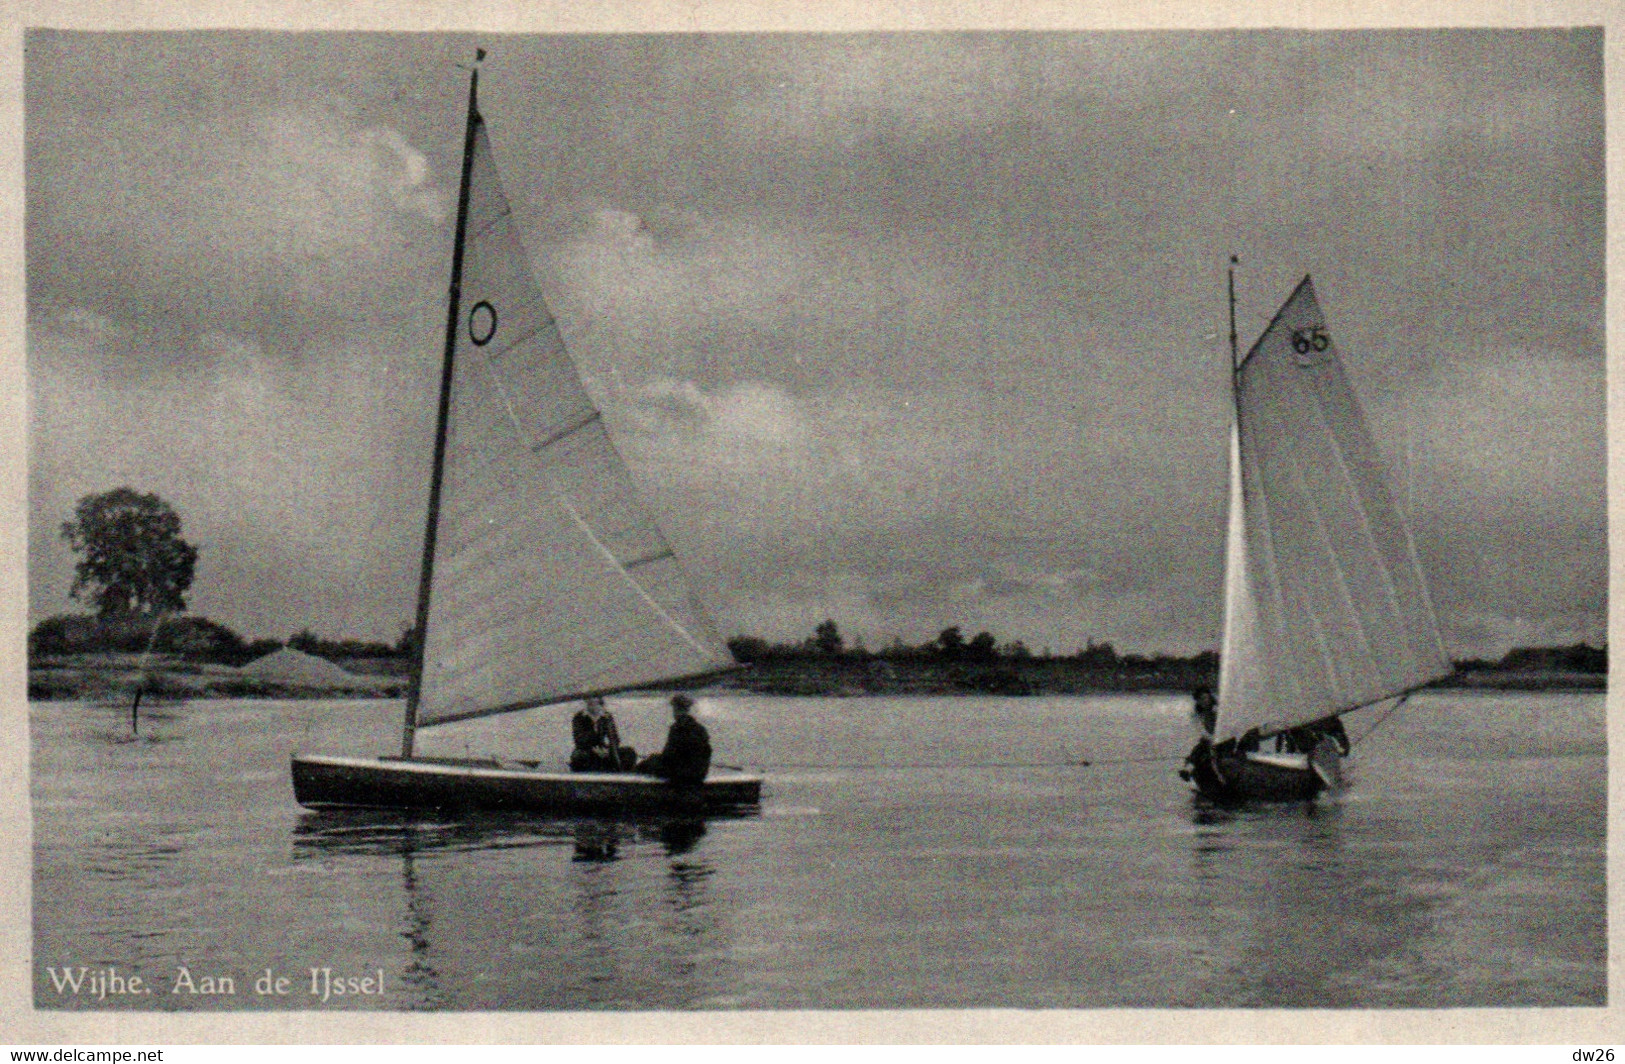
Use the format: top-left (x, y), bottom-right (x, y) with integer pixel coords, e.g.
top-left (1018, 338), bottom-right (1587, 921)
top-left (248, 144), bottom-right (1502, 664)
top-left (636, 693), bottom-right (712, 786)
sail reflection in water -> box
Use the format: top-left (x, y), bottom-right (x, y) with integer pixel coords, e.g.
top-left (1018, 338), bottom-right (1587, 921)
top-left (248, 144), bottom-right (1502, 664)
top-left (289, 811), bottom-right (732, 1009)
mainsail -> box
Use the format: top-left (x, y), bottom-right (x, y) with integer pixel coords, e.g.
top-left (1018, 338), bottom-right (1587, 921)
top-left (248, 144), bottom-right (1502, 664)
top-left (410, 75), bottom-right (733, 730)
top-left (1214, 276), bottom-right (1449, 742)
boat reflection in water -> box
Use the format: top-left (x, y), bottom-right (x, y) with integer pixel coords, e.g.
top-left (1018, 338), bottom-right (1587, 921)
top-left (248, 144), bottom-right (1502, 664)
top-left (289, 808), bottom-right (742, 1009)
top-left (569, 817), bottom-right (706, 862)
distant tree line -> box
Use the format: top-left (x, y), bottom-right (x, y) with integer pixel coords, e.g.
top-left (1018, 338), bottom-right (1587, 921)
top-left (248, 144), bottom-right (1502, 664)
top-left (35, 486), bottom-right (1609, 685)
top-left (728, 620), bottom-right (1220, 673)
top-left (287, 627), bottom-right (416, 662)
top-left (728, 620), bottom-right (1606, 677)
top-left (28, 614), bottom-right (414, 668)
top-left (1453, 643), bottom-right (1607, 674)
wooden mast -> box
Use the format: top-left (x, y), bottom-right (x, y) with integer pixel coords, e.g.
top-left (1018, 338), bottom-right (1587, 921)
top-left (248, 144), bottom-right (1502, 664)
top-left (402, 54), bottom-right (484, 759)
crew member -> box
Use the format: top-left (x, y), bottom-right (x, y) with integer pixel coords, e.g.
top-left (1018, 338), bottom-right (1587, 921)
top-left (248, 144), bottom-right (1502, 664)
top-left (1191, 686), bottom-right (1218, 738)
top-left (570, 696), bottom-right (636, 772)
top-left (636, 693), bottom-right (712, 786)
top-left (1276, 715), bottom-right (1351, 756)
top-left (1181, 687), bottom-right (1219, 784)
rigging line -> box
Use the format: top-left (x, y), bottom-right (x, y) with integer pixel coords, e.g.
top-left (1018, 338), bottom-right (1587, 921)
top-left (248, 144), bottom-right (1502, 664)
top-left (468, 331), bottom-right (718, 664)
top-left (133, 609), bottom-right (167, 681)
top-left (133, 609), bottom-right (167, 670)
top-left (127, 610), bottom-right (170, 734)
top-left (750, 754), bottom-right (1180, 770)
top-left (551, 486), bottom-right (717, 662)
top-left (1349, 690), bottom-right (1413, 749)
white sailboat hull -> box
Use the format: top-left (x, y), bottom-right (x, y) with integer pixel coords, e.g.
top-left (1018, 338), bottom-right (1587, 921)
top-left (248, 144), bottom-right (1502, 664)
top-left (292, 753), bottom-right (763, 816)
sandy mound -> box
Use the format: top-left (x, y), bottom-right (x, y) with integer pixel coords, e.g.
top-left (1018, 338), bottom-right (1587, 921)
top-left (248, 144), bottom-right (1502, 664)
top-left (237, 647), bottom-right (360, 687)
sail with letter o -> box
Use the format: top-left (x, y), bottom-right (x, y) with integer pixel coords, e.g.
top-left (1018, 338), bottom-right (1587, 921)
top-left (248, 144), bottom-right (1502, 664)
top-left (413, 99), bottom-right (733, 729)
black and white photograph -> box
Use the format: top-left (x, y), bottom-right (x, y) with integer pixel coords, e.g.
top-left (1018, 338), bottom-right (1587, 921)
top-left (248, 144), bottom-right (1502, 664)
top-left (12, 2), bottom-right (1611, 1038)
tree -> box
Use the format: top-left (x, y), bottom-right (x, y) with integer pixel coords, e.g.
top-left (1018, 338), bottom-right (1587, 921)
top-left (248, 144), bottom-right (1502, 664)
top-left (727, 635), bottom-right (771, 663)
top-left (60, 488), bottom-right (198, 618)
top-left (936, 626), bottom-right (965, 660)
top-left (1076, 639), bottom-right (1118, 668)
top-left (967, 631), bottom-right (998, 663)
top-left (813, 619), bottom-right (844, 656)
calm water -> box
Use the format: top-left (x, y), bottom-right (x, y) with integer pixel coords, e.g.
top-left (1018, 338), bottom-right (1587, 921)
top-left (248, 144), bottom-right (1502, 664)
top-left (32, 689), bottom-right (1605, 1009)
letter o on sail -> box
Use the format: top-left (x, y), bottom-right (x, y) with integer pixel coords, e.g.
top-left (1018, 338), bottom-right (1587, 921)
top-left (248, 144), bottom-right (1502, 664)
top-left (469, 301), bottom-right (498, 346)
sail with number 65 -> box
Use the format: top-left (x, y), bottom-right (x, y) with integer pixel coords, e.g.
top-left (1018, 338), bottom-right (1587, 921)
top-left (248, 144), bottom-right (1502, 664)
top-left (1213, 276), bottom-right (1451, 744)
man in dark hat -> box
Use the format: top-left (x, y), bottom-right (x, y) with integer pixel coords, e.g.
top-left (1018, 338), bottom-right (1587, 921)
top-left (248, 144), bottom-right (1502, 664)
top-left (635, 693), bottom-right (712, 786)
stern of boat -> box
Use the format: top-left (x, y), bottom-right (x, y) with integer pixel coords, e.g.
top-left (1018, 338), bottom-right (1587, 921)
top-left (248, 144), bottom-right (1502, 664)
top-left (1185, 745), bottom-right (1327, 805)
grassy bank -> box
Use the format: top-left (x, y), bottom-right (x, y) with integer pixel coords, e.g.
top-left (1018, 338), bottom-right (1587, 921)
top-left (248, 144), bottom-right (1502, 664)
top-left (27, 653), bottom-right (404, 702)
top-left (26, 651), bottom-right (1604, 702)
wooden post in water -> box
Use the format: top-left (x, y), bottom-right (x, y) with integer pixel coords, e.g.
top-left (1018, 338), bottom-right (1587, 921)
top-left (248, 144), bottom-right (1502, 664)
top-left (131, 610), bottom-right (167, 738)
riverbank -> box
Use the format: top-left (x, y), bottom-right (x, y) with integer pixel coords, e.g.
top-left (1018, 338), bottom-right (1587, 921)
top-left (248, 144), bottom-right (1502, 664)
top-left (25, 651), bottom-right (1605, 701)
top-left (27, 652), bottom-right (403, 702)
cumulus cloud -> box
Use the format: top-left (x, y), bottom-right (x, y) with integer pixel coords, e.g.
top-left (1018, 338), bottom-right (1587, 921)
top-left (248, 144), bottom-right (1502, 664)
top-left (24, 30), bottom-right (1604, 661)
top-left (28, 307), bottom-right (435, 641)
top-left (590, 374), bottom-right (1230, 651)
top-left (550, 204), bottom-right (955, 389)
top-left (28, 101), bottom-right (449, 361)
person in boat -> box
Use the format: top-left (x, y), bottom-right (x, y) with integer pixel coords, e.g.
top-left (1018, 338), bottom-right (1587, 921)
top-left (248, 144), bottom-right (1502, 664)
top-left (1191, 686), bottom-right (1217, 738)
top-left (1275, 715), bottom-right (1351, 756)
top-left (570, 695), bottom-right (637, 772)
top-left (1180, 687), bottom-right (1220, 784)
top-left (635, 693), bottom-right (712, 786)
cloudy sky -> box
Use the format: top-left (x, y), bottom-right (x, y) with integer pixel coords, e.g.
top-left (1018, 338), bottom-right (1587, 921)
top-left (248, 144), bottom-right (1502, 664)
top-left (25, 27), bottom-right (1604, 658)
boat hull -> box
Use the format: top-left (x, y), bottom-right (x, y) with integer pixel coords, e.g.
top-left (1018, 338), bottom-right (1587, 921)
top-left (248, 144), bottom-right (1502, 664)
top-left (1183, 739), bottom-right (1339, 805)
top-left (292, 754), bottom-right (762, 816)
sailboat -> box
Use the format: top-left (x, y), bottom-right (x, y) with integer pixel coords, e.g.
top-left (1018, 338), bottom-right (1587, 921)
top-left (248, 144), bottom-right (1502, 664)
top-left (1181, 269), bottom-right (1452, 804)
top-left (292, 62), bottom-right (761, 816)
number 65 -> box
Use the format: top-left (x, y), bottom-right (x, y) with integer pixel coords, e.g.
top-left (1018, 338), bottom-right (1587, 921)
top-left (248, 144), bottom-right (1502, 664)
top-left (1291, 326), bottom-right (1330, 354)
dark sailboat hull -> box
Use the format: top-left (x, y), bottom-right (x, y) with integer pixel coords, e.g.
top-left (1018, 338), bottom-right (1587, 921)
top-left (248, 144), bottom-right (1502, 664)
top-left (292, 754), bottom-right (762, 816)
top-left (1183, 740), bottom-right (1340, 805)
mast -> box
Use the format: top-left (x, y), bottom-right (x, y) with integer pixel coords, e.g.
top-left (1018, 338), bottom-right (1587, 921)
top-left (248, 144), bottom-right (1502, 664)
top-left (1227, 255), bottom-right (1239, 374)
top-left (402, 55), bottom-right (483, 759)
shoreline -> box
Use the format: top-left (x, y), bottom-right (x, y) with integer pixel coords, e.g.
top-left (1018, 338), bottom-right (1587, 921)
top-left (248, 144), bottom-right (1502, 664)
top-left (25, 653), bottom-right (1605, 702)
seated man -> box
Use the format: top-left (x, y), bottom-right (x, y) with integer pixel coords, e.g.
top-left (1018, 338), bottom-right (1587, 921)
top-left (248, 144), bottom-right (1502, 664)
top-left (570, 696), bottom-right (636, 772)
top-left (635, 693), bottom-right (712, 786)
